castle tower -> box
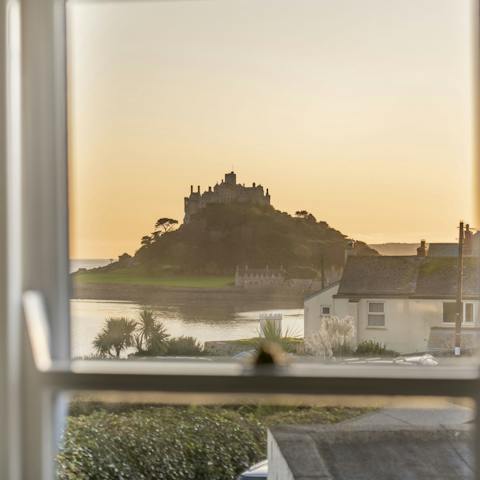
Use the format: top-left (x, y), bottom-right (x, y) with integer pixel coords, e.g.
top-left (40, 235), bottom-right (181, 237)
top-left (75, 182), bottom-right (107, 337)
top-left (225, 171), bottom-right (237, 185)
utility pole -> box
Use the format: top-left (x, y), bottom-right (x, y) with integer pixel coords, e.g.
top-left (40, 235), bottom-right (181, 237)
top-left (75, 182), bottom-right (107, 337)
top-left (454, 221), bottom-right (464, 356)
top-left (320, 255), bottom-right (325, 290)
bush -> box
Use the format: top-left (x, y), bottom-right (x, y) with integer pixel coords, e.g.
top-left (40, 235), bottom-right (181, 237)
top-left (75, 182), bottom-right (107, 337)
top-left (305, 316), bottom-right (355, 358)
top-left (355, 340), bottom-right (387, 356)
top-left (57, 407), bottom-right (264, 480)
top-left (166, 336), bottom-right (204, 356)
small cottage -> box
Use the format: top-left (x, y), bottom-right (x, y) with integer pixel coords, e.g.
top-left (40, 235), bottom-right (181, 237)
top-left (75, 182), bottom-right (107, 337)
top-left (304, 256), bottom-right (480, 354)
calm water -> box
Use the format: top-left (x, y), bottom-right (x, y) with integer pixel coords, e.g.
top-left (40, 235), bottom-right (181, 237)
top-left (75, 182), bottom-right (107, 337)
top-left (71, 298), bottom-right (304, 358)
top-left (70, 259), bottom-right (112, 273)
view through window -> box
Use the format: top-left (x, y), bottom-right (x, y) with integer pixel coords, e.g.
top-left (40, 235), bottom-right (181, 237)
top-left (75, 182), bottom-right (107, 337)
top-left (65, 0), bottom-right (477, 478)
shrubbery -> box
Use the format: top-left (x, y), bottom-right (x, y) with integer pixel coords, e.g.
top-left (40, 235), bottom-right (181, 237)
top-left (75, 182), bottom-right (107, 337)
top-left (57, 404), bottom-right (364, 480)
top-left (305, 316), bottom-right (355, 358)
top-left (354, 340), bottom-right (398, 356)
top-left (57, 407), bottom-right (264, 480)
top-left (355, 340), bottom-right (386, 355)
top-left (165, 336), bottom-right (204, 356)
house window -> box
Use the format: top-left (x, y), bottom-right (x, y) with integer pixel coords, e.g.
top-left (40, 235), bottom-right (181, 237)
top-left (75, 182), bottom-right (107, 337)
top-left (443, 302), bottom-right (457, 323)
top-left (367, 302), bottom-right (385, 327)
top-left (464, 303), bottom-right (474, 324)
top-left (321, 306), bottom-right (330, 315)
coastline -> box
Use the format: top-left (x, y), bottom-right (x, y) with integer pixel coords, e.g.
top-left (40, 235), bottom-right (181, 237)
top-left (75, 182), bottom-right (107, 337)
top-left (72, 283), bottom-right (308, 307)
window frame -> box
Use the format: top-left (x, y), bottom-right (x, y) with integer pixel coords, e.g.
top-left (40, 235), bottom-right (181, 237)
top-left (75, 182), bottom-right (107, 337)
top-left (0, 1), bottom-right (480, 479)
top-left (367, 301), bottom-right (386, 328)
top-left (443, 301), bottom-right (476, 325)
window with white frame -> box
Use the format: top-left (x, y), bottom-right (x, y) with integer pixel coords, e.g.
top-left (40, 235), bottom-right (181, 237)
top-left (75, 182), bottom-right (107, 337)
top-left (465, 303), bottom-right (474, 324)
top-left (1, 0), bottom-right (478, 479)
top-left (367, 302), bottom-right (385, 327)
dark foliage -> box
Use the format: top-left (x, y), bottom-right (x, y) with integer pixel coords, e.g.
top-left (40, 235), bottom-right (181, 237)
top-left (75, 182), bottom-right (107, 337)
top-left (133, 204), bottom-right (377, 275)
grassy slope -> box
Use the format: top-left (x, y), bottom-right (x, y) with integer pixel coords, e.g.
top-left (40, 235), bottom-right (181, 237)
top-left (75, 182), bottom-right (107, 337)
top-left (73, 271), bottom-right (234, 288)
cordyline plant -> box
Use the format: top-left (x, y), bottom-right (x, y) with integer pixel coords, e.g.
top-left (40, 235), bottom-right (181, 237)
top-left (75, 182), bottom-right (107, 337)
top-left (256, 318), bottom-right (300, 353)
top-left (305, 315), bottom-right (355, 359)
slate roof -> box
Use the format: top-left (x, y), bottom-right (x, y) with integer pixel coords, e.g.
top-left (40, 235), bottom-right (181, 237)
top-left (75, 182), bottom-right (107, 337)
top-left (270, 424), bottom-right (473, 480)
top-left (336, 256), bottom-right (480, 299)
top-left (428, 243), bottom-right (459, 257)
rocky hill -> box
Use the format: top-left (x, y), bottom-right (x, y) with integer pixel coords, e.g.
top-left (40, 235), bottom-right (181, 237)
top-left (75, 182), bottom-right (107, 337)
top-left (105, 204), bottom-right (377, 277)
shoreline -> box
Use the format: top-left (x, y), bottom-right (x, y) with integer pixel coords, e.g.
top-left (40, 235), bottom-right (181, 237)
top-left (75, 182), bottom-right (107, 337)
top-left (72, 283), bottom-right (308, 306)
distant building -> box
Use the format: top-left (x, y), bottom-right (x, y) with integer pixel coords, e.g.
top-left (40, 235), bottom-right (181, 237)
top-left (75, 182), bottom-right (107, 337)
top-left (422, 225), bottom-right (480, 257)
top-left (235, 265), bottom-right (285, 288)
top-left (184, 171), bottom-right (271, 223)
top-left (304, 255), bottom-right (480, 354)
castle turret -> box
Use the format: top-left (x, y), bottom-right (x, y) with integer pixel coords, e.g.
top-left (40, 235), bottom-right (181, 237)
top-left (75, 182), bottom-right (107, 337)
top-left (225, 171), bottom-right (237, 185)
top-left (184, 171), bottom-right (271, 223)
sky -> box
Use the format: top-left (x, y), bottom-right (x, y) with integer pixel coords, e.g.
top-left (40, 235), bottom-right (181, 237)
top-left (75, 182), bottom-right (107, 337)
top-left (68, 0), bottom-right (476, 259)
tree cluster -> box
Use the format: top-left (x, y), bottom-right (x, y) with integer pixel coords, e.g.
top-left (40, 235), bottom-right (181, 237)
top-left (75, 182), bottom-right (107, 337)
top-left (93, 309), bottom-right (203, 358)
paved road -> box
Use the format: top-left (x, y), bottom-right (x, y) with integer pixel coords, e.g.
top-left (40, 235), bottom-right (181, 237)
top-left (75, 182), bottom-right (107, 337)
top-left (345, 403), bottom-right (474, 427)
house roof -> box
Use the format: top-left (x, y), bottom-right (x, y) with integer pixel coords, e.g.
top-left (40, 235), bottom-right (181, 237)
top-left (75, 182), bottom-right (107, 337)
top-left (428, 243), bottom-right (458, 257)
top-left (304, 281), bottom-right (340, 301)
top-left (269, 424), bottom-right (472, 480)
top-left (336, 256), bottom-right (480, 299)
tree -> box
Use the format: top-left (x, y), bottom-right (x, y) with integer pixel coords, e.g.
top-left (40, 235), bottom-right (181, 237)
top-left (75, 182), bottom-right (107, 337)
top-left (295, 210), bottom-right (316, 222)
top-left (154, 217), bottom-right (178, 234)
top-left (295, 210), bottom-right (309, 218)
top-left (93, 317), bottom-right (137, 358)
top-left (140, 235), bottom-right (153, 247)
top-left (134, 309), bottom-right (170, 356)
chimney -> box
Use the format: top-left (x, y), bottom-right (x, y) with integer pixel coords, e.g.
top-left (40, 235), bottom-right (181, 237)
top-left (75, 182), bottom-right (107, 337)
top-left (252, 182), bottom-right (256, 188)
top-left (417, 239), bottom-right (427, 257)
top-left (190, 185), bottom-right (193, 194)
top-left (197, 185), bottom-right (200, 193)
top-left (208, 186), bottom-right (212, 192)
top-left (465, 224), bottom-right (473, 255)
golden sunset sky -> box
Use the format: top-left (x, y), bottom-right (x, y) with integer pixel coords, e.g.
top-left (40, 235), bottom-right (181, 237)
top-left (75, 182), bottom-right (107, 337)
top-left (68, 0), bottom-right (475, 259)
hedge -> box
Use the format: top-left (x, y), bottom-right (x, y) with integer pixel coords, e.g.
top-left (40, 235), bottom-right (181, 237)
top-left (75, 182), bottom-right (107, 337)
top-left (57, 406), bottom-right (264, 480)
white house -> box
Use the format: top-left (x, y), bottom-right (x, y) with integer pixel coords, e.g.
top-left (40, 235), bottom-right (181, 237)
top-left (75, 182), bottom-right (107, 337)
top-left (304, 256), bottom-right (480, 354)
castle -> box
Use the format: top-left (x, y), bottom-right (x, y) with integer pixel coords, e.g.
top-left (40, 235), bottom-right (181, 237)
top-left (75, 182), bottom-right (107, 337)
top-left (184, 171), bottom-right (271, 223)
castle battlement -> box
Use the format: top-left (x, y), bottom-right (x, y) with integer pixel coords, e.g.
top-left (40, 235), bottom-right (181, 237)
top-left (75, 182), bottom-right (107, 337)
top-left (184, 171), bottom-right (271, 223)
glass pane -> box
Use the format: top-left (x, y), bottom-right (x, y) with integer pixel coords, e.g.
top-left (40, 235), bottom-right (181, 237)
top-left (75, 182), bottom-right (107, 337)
top-left (368, 303), bottom-right (384, 313)
top-left (56, 395), bottom-right (474, 480)
top-left (443, 303), bottom-right (457, 323)
top-left (67, 0), bottom-right (477, 368)
top-left (367, 314), bottom-right (385, 327)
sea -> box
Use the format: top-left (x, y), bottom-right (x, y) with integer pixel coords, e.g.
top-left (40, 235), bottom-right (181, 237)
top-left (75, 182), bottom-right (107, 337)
top-left (70, 259), bottom-right (304, 358)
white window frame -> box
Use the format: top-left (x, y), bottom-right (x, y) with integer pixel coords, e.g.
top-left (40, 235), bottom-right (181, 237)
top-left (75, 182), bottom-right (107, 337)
top-left (443, 301), bottom-right (476, 325)
top-left (465, 302), bottom-right (475, 324)
top-left (367, 301), bottom-right (386, 328)
top-left (0, 1), bottom-right (479, 479)
top-left (321, 305), bottom-right (330, 316)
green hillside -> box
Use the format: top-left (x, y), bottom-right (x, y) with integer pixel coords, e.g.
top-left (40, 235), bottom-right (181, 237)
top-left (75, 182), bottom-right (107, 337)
top-left (95, 204), bottom-right (376, 277)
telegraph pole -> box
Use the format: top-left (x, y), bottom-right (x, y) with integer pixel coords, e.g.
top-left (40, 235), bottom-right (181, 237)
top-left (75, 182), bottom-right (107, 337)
top-left (454, 221), bottom-right (464, 356)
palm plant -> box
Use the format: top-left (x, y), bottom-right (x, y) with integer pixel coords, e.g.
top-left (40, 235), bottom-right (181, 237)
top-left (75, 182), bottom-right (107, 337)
top-left (257, 319), bottom-right (300, 352)
top-left (135, 309), bottom-right (170, 356)
top-left (93, 317), bottom-right (137, 358)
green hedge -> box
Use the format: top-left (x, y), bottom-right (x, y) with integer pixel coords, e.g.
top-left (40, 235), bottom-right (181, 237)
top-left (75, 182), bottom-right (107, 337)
top-left (57, 407), bottom-right (264, 480)
top-left (57, 404), bottom-right (365, 479)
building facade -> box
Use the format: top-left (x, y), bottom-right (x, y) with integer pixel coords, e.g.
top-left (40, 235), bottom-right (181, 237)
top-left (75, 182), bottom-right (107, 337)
top-left (304, 256), bottom-right (480, 354)
top-left (235, 265), bottom-right (286, 288)
top-left (184, 171), bottom-right (271, 223)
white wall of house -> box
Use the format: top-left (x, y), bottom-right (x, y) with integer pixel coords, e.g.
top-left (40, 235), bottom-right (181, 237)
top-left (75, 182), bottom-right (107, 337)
top-left (267, 431), bottom-right (295, 480)
top-left (304, 291), bottom-right (480, 354)
top-left (304, 284), bottom-right (339, 337)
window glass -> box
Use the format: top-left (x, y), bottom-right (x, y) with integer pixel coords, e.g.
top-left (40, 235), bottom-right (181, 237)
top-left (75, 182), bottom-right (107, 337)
top-left (443, 303), bottom-right (457, 323)
top-left (56, 395), bottom-right (474, 480)
top-left (465, 303), bottom-right (474, 323)
top-left (67, 0), bottom-right (475, 366)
